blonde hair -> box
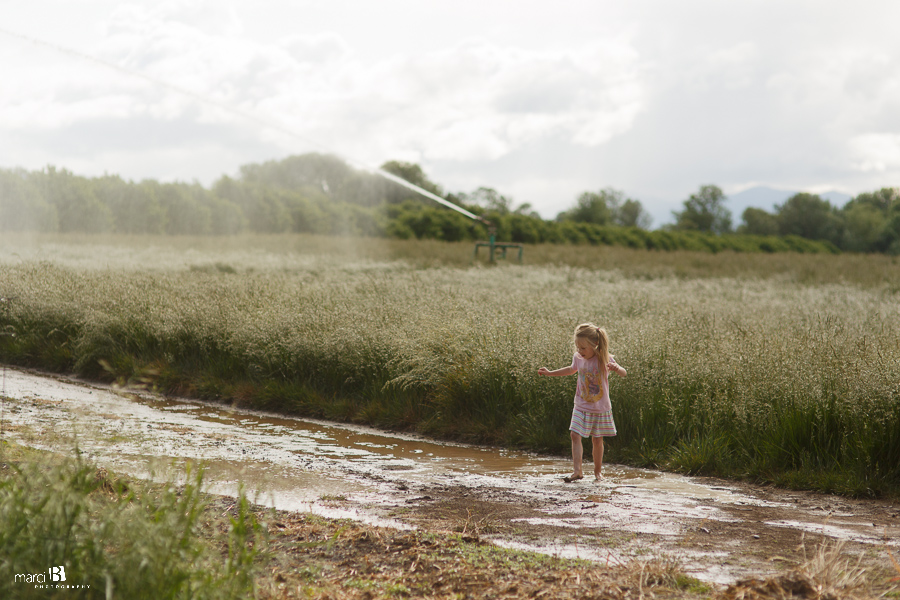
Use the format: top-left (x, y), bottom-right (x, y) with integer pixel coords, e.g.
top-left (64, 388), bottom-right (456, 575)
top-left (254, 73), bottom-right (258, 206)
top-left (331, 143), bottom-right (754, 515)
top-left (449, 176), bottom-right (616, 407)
top-left (574, 323), bottom-right (610, 371)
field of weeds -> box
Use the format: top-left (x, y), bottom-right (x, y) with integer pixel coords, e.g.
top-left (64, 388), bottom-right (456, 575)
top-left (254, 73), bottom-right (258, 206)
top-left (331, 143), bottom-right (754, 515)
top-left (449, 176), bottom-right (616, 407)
top-left (1, 233), bottom-right (899, 496)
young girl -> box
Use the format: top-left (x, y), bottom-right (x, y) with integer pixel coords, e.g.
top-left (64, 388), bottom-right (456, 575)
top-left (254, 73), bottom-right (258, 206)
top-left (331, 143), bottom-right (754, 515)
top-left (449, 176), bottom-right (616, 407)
top-left (538, 323), bottom-right (626, 482)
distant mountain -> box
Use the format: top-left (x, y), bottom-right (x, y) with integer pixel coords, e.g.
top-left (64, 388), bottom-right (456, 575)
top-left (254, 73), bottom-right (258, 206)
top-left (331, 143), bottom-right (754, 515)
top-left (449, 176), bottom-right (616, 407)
top-left (726, 186), bottom-right (852, 222)
top-left (819, 190), bottom-right (853, 206)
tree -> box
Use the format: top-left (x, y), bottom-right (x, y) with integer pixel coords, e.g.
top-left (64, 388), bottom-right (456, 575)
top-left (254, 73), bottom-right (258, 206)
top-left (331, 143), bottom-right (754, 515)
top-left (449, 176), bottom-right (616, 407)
top-left (462, 187), bottom-right (514, 215)
top-left (151, 182), bottom-right (212, 235)
top-left (207, 195), bottom-right (247, 235)
top-left (94, 175), bottom-right (167, 234)
top-left (840, 187), bottom-right (899, 252)
top-left (40, 166), bottom-right (113, 233)
top-left (672, 184), bottom-right (732, 234)
top-left (0, 168), bottom-right (58, 231)
top-left (842, 202), bottom-right (885, 252)
top-left (513, 202), bottom-right (541, 218)
top-left (380, 161), bottom-right (443, 196)
top-left (561, 190), bottom-right (613, 225)
top-left (775, 193), bottom-right (842, 244)
top-left (877, 208), bottom-right (900, 255)
top-left (239, 153), bottom-right (386, 207)
top-left (559, 188), bottom-right (652, 229)
top-left (558, 189), bottom-right (605, 224)
top-left (848, 187), bottom-right (899, 213)
top-left (738, 207), bottom-right (778, 236)
top-left (614, 198), bottom-right (653, 229)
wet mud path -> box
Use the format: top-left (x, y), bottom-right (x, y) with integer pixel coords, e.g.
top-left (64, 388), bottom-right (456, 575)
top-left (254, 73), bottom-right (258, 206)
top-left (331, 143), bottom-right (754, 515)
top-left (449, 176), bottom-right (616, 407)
top-left (1, 366), bottom-right (898, 586)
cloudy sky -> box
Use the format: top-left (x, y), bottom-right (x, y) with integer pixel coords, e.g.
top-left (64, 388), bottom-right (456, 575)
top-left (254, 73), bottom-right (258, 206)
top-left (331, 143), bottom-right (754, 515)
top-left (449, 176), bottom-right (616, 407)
top-left (2, 1), bottom-right (899, 225)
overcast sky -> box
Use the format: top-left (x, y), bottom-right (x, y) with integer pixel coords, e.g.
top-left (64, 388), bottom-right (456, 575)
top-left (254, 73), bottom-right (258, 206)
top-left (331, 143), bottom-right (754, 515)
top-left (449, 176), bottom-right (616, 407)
top-left (2, 1), bottom-right (900, 225)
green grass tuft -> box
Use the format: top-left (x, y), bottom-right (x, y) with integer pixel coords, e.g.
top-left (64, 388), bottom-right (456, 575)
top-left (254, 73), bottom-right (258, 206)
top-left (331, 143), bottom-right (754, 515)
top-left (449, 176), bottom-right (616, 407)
top-left (0, 446), bottom-right (263, 600)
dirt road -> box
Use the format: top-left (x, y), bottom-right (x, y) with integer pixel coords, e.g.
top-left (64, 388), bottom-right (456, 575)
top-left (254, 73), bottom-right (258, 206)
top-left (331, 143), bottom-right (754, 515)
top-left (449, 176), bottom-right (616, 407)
top-left (1, 366), bottom-right (897, 587)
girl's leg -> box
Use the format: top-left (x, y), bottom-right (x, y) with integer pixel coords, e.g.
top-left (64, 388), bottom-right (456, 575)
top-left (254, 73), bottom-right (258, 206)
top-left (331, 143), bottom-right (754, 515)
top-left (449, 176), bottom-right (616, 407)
top-left (592, 436), bottom-right (604, 479)
top-left (569, 431), bottom-right (584, 479)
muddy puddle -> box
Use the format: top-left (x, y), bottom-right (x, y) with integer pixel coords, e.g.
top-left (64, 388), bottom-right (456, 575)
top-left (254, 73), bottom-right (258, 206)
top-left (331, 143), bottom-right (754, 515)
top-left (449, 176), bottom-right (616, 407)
top-left (2, 366), bottom-right (898, 586)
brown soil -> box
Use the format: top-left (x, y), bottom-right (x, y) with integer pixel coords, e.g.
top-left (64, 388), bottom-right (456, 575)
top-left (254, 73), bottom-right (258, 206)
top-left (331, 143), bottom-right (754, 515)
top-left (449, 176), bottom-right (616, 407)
top-left (241, 478), bottom-right (900, 599)
top-left (254, 510), bottom-right (693, 599)
top-left (389, 478), bottom-right (899, 588)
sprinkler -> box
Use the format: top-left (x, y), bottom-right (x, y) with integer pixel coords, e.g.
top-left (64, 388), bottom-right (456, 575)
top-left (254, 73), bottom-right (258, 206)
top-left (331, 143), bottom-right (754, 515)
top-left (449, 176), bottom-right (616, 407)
top-left (377, 169), bottom-right (522, 262)
top-left (474, 223), bottom-right (523, 264)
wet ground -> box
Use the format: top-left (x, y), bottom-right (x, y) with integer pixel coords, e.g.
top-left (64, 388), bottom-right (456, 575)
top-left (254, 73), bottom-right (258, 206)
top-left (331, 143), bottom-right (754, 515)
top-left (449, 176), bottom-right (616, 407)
top-left (1, 365), bottom-right (898, 587)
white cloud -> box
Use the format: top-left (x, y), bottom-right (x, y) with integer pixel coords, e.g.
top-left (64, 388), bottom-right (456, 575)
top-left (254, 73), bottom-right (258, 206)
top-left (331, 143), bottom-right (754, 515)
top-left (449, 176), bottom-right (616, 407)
top-left (850, 133), bottom-right (900, 172)
top-left (2, 0), bottom-right (900, 222)
top-left (3, 5), bottom-right (646, 172)
top-left (678, 42), bottom-right (762, 92)
top-left (272, 39), bottom-right (646, 163)
top-left (280, 32), bottom-right (351, 66)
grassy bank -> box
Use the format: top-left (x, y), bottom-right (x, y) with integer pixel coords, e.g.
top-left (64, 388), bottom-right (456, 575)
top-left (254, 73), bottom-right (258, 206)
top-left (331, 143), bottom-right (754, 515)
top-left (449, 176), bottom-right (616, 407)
top-left (0, 443), bottom-right (261, 600)
top-left (1, 234), bottom-right (899, 497)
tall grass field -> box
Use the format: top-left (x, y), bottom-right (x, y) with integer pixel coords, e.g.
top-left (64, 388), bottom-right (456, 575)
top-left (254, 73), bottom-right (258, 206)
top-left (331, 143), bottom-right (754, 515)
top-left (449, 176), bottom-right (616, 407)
top-left (1, 233), bottom-right (899, 496)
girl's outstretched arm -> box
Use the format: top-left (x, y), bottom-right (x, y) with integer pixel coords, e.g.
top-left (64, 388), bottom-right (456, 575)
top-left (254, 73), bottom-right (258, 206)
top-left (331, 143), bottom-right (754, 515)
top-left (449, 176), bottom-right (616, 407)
top-left (538, 365), bottom-right (577, 376)
top-left (607, 361), bottom-right (627, 377)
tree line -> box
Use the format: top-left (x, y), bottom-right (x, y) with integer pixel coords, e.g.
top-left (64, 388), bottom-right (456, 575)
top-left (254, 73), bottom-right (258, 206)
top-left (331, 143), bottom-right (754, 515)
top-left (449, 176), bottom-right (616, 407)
top-left (668, 184), bottom-right (900, 255)
top-left (1, 154), bottom-right (896, 254)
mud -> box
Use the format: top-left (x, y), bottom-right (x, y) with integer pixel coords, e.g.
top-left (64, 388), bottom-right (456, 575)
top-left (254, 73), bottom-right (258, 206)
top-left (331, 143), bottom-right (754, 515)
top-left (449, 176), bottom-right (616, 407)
top-left (1, 366), bottom-right (898, 588)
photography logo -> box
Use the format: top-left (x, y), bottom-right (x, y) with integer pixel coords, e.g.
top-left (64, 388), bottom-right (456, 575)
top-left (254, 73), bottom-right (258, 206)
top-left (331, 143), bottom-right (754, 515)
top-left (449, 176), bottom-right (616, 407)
top-left (14, 565), bottom-right (64, 584)
top-left (13, 565), bottom-right (89, 589)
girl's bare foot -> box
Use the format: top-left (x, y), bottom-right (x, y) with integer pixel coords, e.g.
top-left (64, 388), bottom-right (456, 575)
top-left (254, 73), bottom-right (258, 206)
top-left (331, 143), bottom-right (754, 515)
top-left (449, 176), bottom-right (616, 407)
top-left (594, 472), bottom-right (603, 481)
top-left (563, 473), bottom-right (584, 483)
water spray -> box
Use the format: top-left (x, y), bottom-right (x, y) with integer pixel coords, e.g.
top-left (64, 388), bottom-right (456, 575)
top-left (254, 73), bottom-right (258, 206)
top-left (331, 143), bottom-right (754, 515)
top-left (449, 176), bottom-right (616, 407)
top-left (0, 27), bottom-right (490, 227)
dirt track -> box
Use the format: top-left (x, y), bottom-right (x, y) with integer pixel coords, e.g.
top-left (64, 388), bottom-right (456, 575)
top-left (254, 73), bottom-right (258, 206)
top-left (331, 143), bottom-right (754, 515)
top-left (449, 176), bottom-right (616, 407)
top-left (1, 366), bottom-right (899, 591)
top-left (373, 475), bottom-right (900, 586)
